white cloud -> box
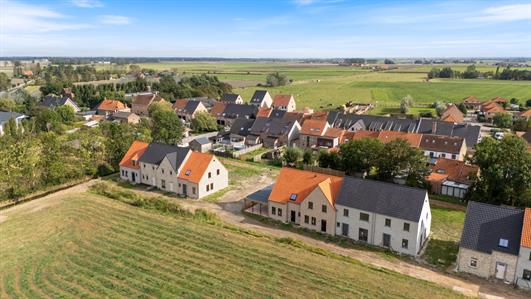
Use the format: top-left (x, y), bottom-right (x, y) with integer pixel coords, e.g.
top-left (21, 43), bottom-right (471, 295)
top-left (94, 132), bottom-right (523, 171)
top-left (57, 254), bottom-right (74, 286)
top-left (1, 0), bottom-right (91, 33)
top-left (70, 0), bottom-right (103, 8)
top-left (99, 15), bottom-right (131, 25)
top-left (470, 4), bottom-right (531, 22)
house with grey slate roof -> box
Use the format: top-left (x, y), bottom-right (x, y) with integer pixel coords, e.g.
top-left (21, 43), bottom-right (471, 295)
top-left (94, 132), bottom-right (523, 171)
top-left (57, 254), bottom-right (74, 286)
top-left (249, 90), bottom-right (272, 108)
top-left (220, 93), bottom-right (244, 104)
top-left (457, 201), bottom-right (524, 283)
top-left (40, 95), bottom-right (80, 112)
top-left (335, 176), bottom-right (431, 256)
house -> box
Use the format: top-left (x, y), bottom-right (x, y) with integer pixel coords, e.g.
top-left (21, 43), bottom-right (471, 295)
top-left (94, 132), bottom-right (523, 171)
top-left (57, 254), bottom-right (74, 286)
top-left (249, 90), bottom-right (272, 108)
top-left (516, 209), bottom-right (531, 289)
top-left (480, 101), bottom-right (505, 121)
top-left (298, 119), bottom-right (330, 148)
top-left (40, 95), bottom-right (80, 112)
top-left (96, 99), bottom-right (129, 116)
top-left (228, 117), bottom-right (255, 144)
top-left (462, 96), bottom-right (482, 110)
top-left (426, 158), bottom-right (479, 198)
top-left (189, 137), bottom-right (212, 153)
top-left (0, 111), bottom-right (27, 136)
top-left (335, 176), bottom-right (431, 256)
top-left (172, 99), bottom-right (208, 123)
top-left (272, 94), bottom-right (296, 112)
top-left (416, 119), bottom-right (481, 149)
top-left (490, 96), bottom-right (508, 106)
top-left (266, 168), bottom-right (344, 235)
top-left (419, 134), bottom-right (467, 161)
top-left (119, 140), bottom-right (149, 184)
top-left (376, 130), bottom-right (422, 147)
top-left (282, 111), bottom-right (305, 124)
top-left (457, 201), bottom-right (524, 283)
top-left (220, 93), bottom-right (244, 104)
top-left (440, 104), bottom-right (464, 123)
top-left (210, 102), bottom-right (227, 125)
top-left (246, 117), bottom-right (300, 148)
top-left (120, 141), bottom-right (228, 199)
top-left (328, 112), bottom-right (418, 133)
top-left (256, 108), bottom-right (286, 119)
top-left (111, 111), bottom-right (140, 124)
top-left (215, 103), bottom-right (257, 127)
top-left (131, 92), bottom-right (165, 116)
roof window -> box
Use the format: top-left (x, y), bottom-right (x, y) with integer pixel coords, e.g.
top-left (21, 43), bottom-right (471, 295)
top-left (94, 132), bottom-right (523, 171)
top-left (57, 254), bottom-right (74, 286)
top-left (185, 169), bottom-right (191, 176)
top-left (498, 238), bottom-right (509, 248)
top-left (289, 193), bottom-right (297, 201)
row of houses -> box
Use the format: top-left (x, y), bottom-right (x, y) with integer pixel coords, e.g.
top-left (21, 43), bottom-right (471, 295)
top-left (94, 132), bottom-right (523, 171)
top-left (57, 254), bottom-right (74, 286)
top-left (119, 141), bottom-right (228, 199)
top-left (463, 95), bottom-right (531, 122)
top-left (458, 202), bottom-right (531, 290)
top-left (245, 167), bottom-right (431, 256)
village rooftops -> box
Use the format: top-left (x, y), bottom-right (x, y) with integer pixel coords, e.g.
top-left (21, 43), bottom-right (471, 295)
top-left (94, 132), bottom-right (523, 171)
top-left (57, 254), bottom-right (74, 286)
top-left (229, 118), bottom-right (255, 136)
top-left (250, 90), bottom-right (269, 104)
top-left (119, 140), bottom-right (149, 169)
top-left (138, 142), bottom-right (187, 167)
top-left (336, 176), bottom-right (427, 222)
top-left (222, 104), bottom-right (257, 119)
top-left (97, 99), bottom-right (127, 111)
top-left (460, 201), bottom-right (524, 255)
top-left (428, 158), bottom-right (479, 185)
top-left (272, 94), bottom-right (293, 106)
top-left (300, 119), bottom-right (328, 136)
top-left (416, 119), bottom-right (480, 148)
top-left (220, 93), bottom-right (242, 104)
top-left (420, 134), bottom-right (465, 154)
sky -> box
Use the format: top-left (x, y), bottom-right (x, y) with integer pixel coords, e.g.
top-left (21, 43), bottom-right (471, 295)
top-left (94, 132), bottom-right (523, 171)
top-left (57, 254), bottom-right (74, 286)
top-left (1, 0), bottom-right (530, 58)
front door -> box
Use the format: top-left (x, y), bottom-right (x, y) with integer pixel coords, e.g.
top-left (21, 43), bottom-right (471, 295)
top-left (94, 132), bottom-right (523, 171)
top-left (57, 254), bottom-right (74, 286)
top-left (321, 219), bottom-right (327, 233)
top-left (290, 210), bottom-right (296, 223)
top-left (495, 262), bottom-right (507, 280)
top-left (341, 223), bottom-right (349, 236)
top-left (383, 233), bottom-right (391, 247)
top-left (131, 172), bottom-right (136, 182)
top-left (182, 184), bottom-right (187, 195)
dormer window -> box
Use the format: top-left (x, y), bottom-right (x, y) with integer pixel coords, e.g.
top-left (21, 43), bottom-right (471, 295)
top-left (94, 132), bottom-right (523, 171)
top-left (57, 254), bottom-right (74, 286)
top-left (132, 160), bottom-right (136, 166)
top-left (498, 238), bottom-right (509, 248)
top-left (289, 193), bottom-right (297, 201)
top-left (185, 169), bottom-right (191, 176)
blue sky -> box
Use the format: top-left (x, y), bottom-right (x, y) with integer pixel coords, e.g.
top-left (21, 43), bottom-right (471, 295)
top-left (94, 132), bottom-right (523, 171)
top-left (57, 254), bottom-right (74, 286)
top-left (1, 0), bottom-right (530, 57)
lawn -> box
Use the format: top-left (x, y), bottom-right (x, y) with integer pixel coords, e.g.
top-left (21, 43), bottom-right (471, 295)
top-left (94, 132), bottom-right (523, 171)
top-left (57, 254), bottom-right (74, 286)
top-left (423, 207), bottom-right (466, 268)
top-left (0, 188), bottom-right (465, 298)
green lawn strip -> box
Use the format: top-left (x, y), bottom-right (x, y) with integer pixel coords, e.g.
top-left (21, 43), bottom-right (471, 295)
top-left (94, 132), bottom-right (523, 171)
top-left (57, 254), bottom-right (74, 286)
top-left (423, 207), bottom-right (465, 268)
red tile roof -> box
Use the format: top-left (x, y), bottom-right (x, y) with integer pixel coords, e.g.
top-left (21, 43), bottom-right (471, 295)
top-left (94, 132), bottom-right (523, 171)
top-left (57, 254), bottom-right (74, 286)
top-left (98, 99), bottom-right (127, 111)
top-left (324, 127), bottom-right (345, 138)
top-left (300, 119), bottom-right (328, 136)
top-left (210, 102), bottom-right (226, 116)
top-left (172, 99), bottom-right (188, 111)
top-left (427, 158), bottom-right (479, 185)
top-left (178, 152), bottom-right (214, 184)
top-left (377, 131), bottom-right (422, 147)
top-left (521, 208), bottom-right (531, 248)
top-left (256, 107), bottom-right (272, 118)
top-left (441, 105), bottom-right (464, 123)
top-left (490, 96), bottom-right (508, 104)
top-left (463, 96), bottom-right (481, 104)
top-left (269, 168), bottom-right (343, 206)
top-left (119, 141), bottom-right (149, 170)
top-left (272, 94), bottom-right (293, 107)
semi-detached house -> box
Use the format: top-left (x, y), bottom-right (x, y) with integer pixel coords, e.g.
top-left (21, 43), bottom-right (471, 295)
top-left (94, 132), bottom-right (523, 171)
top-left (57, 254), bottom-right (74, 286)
top-left (119, 141), bottom-right (228, 199)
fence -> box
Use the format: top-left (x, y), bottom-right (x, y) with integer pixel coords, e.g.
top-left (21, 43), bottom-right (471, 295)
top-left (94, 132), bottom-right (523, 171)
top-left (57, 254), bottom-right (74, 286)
top-left (181, 131), bottom-right (218, 145)
top-left (232, 144), bottom-right (263, 158)
top-left (302, 165), bottom-right (345, 177)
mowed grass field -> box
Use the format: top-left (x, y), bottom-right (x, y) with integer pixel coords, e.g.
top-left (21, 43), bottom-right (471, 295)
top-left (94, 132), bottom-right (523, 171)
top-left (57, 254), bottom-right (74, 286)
top-left (0, 190), bottom-right (465, 298)
top-left (424, 207), bottom-right (466, 268)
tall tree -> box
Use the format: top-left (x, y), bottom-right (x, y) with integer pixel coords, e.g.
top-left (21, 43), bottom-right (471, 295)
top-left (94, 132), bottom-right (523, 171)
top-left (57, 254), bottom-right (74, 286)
top-left (493, 112), bottom-right (513, 128)
top-left (191, 112), bottom-right (218, 132)
top-left (339, 137), bottom-right (383, 175)
top-left (150, 103), bottom-right (184, 145)
top-left (375, 139), bottom-right (428, 185)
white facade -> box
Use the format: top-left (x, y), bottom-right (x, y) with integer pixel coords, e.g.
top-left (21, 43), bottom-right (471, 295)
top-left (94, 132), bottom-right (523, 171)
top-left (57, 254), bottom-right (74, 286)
top-left (516, 247), bottom-right (531, 289)
top-left (120, 167), bottom-right (141, 184)
top-left (335, 193), bottom-right (431, 256)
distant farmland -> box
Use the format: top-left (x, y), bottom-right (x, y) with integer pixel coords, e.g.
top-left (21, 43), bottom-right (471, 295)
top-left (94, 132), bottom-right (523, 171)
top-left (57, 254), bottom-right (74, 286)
top-left (0, 190), bottom-right (464, 298)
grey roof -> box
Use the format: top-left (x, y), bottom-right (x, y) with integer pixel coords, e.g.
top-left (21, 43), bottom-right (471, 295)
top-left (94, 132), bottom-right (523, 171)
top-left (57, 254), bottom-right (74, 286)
top-left (229, 118), bottom-right (255, 136)
top-left (460, 201), bottom-right (524, 255)
top-left (269, 109), bottom-right (286, 119)
top-left (0, 111), bottom-right (25, 124)
top-left (184, 100), bottom-right (201, 113)
top-left (191, 137), bottom-right (210, 145)
top-left (222, 104), bottom-right (257, 119)
top-left (250, 90), bottom-right (269, 104)
top-left (164, 147), bottom-right (191, 170)
top-left (330, 113), bottom-right (418, 133)
top-left (221, 93), bottom-right (241, 103)
top-left (41, 95), bottom-right (77, 108)
top-left (417, 119), bottom-right (480, 148)
top-left (138, 143), bottom-right (183, 166)
top-left (250, 118), bottom-right (297, 137)
top-left (336, 176), bottom-right (427, 222)
top-left (246, 184), bottom-right (273, 204)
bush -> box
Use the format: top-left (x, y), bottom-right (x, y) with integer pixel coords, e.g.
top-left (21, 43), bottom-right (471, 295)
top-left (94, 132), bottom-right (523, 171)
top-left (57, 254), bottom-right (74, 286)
top-left (97, 162), bottom-right (115, 176)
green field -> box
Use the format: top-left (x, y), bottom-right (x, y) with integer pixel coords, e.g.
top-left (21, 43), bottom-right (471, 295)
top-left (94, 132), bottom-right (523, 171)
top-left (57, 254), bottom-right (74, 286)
top-left (0, 188), bottom-right (464, 298)
top-left (424, 207), bottom-right (466, 268)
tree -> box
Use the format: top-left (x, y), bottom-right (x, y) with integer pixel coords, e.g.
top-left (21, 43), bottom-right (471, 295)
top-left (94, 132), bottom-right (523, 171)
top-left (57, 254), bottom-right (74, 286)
top-left (266, 72), bottom-right (289, 87)
top-left (462, 65), bottom-right (479, 79)
top-left (400, 95), bottom-right (414, 114)
top-left (438, 67), bottom-right (455, 78)
top-left (457, 103), bottom-right (467, 115)
top-left (191, 112), bottom-right (218, 132)
top-left (99, 122), bottom-right (136, 169)
top-left (318, 150), bottom-right (341, 169)
top-left (150, 107), bottom-right (184, 145)
top-left (513, 118), bottom-right (530, 131)
top-left (384, 59), bottom-right (395, 64)
top-left (56, 105), bottom-right (76, 123)
top-left (35, 108), bottom-right (62, 132)
top-left (282, 147), bottom-right (301, 165)
top-left (493, 112), bottom-right (512, 128)
top-left (375, 139), bottom-right (429, 185)
top-left (0, 72), bottom-right (10, 91)
top-left (302, 149), bottom-right (316, 165)
top-left (339, 137), bottom-right (383, 175)
top-left (0, 97), bottom-right (17, 111)
top-left (467, 136), bottom-right (531, 207)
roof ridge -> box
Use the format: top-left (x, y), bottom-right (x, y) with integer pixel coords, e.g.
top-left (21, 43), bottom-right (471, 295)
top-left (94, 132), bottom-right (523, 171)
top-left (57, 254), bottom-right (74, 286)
top-left (344, 175), bottom-right (426, 193)
top-left (467, 200), bottom-right (524, 212)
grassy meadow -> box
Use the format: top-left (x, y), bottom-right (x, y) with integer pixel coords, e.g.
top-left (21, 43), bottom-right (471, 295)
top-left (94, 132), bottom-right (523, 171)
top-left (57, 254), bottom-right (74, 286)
top-left (0, 188), bottom-right (465, 298)
top-left (424, 207), bottom-right (466, 268)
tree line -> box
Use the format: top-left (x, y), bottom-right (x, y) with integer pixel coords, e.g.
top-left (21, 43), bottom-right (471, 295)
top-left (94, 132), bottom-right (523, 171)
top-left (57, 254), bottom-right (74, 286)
top-left (428, 65), bottom-right (531, 80)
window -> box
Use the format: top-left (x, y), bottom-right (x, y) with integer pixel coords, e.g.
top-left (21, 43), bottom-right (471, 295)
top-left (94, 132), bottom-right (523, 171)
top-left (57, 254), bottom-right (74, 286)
top-left (304, 215), bottom-right (309, 224)
top-left (322, 205), bottom-right (327, 213)
top-left (360, 213), bottom-right (369, 222)
top-left (217, 169), bottom-right (220, 175)
top-left (523, 269), bottom-right (531, 281)
top-left (272, 207), bottom-right (276, 215)
top-left (185, 169), bottom-right (191, 176)
top-left (206, 185), bottom-right (210, 192)
top-left (278, 208), bottom-right (282, 216)
top-left (143, 164), bottom-right (146, 168)
top-left (402, 239), bottom-right (409, 249)
top-left (132, 160), bottom-right (136, 166)
top-left (451, 154), bottom-right (456, 160)
top-left (498, 238), bottom-right (509, 248)
top-left (441, 154), bottom-right (446, 158)
top-left (152, 166), bottom-right (155, 170)
top-left (470, 257), bottom-right (478, 268)
top-left (385, 218), bottom-right (391, 227)
top-left (359, 228), bottom-right (368, 242)
top-left (192, 187), bottom-right (196, 194)
top-left (210, 183), bottom-right (213, 190)
top-left (208, 172), bottom-right (211, 178)
top-left (403, 222), bottom-right (410, 232)
top-left (336, 222), bottom-right (340, 227)
top-left (161, 180), bottom-right (166, 189)
top-left (308, 202), bottom-right (313, 209)
top-left (343, 209), bottom-right (349, 217)
top-left (162, 168), bottom-right (164, 174)
top-left (529, 252), bottom-right (531, 261)
top-left (290, 193), bottom-right (297, 201)
top-left (170, 170), bottom-right (173, 175)
top-left (311, 217), bottom-right (316, 225)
